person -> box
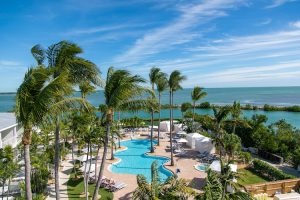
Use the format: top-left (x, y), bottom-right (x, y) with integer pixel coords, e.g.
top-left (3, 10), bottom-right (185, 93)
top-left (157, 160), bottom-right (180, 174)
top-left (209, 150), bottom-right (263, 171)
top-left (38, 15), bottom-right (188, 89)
top-left (176, 168), bottom-right (181, 174)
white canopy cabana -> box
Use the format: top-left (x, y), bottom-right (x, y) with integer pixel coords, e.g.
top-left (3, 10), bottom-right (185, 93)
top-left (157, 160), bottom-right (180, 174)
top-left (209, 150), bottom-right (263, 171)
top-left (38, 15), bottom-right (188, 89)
top-left (209, 160), bottom-right (237, 173)
top-left (195, 135), bottom-right (215, 154)
top-left (176, 131), bottom-right (187, 136)
top-left (159, 121), bottom-right (170, 132)
top-left (186, 133), bottom-right (203, 149)
top-left (176, 138), bottom-right (188, 143)
top-left (174, 123), bottom-right (183, 133)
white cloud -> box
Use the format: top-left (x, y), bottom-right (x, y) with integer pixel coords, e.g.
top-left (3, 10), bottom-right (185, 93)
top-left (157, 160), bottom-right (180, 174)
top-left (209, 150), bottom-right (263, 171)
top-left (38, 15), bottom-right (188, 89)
top-left (290, 21), bottom-right (300, 28)
top-left (122, 27), bottom-right (300, 87)
top-left (0, 60), bottom-right (21, 67)
top-left (265, 0), bottom-right (297, 9)
top-left (114, 0), bottom-right (247, 65)
top-left (64, 23), bottom-right (153, 36)
top-left (256, 18), bottom-right (272, 26)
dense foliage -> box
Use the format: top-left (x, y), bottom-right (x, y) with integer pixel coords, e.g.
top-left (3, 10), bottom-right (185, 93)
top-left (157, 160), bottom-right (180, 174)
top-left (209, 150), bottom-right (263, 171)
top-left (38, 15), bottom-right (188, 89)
top-left (251, 159), bottom-right (295, 181)
top-left (191, 110), bottom-right (300, 168)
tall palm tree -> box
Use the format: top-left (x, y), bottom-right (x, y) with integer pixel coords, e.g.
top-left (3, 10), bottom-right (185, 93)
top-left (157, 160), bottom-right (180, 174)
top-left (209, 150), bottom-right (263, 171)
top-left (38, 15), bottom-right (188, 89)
top-left (191, 86), bottom-right (207, 123)
top-left (149, 67), bottom-right (164, 152)
top-left (92, 67), bottom-right (149, 200)
top-left (211, 106), bottom-right (231, 160)
top-left (15, 67), bottom-right (73, 200)
top-left (31, 41), bottom-right (101, 199)
top-left (168, 71), bottom-right (186, 166)
top-left (231, 101), bottom-right (242, 134)
top-left (156, 75), bottom-right (168, 146)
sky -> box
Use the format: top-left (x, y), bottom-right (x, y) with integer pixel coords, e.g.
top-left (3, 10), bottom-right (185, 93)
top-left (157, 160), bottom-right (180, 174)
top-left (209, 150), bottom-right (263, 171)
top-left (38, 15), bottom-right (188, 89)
top-left (0, 0), bottom-right (300, 92)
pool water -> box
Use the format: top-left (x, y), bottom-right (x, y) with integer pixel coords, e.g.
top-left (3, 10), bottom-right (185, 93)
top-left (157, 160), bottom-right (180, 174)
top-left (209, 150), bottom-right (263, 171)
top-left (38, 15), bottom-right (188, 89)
top-left (110, 139), bottom-right (173, 182)
top-left (195, 164), bottom-right (209, 171)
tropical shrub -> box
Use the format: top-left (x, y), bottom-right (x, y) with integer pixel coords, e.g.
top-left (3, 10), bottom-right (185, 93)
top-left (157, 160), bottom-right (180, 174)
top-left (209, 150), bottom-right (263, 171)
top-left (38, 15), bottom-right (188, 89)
top-left (31, 167), bottom-right (50, 194)
top-left (252, 159), bottom-right (294, 181)
top-left (239, 152), bottom-right (252, 164)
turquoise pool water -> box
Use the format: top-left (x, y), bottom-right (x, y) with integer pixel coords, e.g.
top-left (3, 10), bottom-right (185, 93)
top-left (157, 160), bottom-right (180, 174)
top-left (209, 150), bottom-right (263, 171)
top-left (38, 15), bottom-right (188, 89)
top-left (195, 164), bottom-right (209, 172)
top-left (110, 139), bottom-right (173, 182)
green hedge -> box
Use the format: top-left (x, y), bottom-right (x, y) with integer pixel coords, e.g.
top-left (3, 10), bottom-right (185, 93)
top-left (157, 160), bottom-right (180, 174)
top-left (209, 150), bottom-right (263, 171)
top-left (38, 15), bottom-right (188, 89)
top-left (252, 159), bottom-right (295, 181)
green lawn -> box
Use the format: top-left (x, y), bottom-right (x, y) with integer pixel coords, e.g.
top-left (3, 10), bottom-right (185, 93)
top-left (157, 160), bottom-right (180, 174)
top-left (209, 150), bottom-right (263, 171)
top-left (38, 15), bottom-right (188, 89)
top-left (238, 168), bottom-right (269, 185)
top-left (67, 171), bottom-right (113, 200)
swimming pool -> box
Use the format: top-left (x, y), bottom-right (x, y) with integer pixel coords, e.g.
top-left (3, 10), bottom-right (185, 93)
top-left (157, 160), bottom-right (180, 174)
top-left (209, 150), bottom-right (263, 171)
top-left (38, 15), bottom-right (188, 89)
top-left (110, 139), bottom-right (173, 182)
top-left (195, 163), bottom-right (209, 172)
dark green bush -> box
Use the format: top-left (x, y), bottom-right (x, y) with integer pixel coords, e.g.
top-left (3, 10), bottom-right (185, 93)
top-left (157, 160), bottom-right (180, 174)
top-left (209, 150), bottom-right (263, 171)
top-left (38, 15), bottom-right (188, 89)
top-left (252, 159), bottom-right (295, 181)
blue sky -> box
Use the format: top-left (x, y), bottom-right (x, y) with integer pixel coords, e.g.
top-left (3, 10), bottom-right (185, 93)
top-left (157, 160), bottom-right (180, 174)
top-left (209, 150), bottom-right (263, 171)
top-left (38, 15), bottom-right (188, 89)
top-left (1, 0), bottom-right (300, 92)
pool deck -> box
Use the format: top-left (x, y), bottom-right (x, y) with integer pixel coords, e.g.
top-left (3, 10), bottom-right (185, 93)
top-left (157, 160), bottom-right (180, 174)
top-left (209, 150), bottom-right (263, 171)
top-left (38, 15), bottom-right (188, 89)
top-left (100, 133), bottom-right (207, 200)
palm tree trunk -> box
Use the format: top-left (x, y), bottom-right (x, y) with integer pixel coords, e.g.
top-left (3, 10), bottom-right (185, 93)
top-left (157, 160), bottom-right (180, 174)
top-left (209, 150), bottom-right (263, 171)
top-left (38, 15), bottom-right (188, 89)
top-left (7, 178), bottom-right (11, 200)
top-left (84, 142), bottom-right (90, 199)
top-left (92, 112), bottom-right (111, 200)
top-left (54, 117), bottom-right (61, 200)
top-left (150, 83), bottom-right (155, 152)
top-left (86, 143), bottom-right (93, 200)
top-left (95, 146), bottom-right (100, 181)
top-left (150, 110), bottom-right (154, 153)
top-left (193, 101), bottom-right (195, 123)
top-left (157, 93), bottom-right (161, 146)
top-left (170, 90), bottom-right (174, 166)
top-left (2, 182), bottom-right (4, 200)
top-left (71, 137), bottom-right (77, 178)
top-left (111, 134), bottom-right (114, 160)
top-left (233, 122), bottom-right (237, 134)
top-left (23, 128), bottom-right (32, 200)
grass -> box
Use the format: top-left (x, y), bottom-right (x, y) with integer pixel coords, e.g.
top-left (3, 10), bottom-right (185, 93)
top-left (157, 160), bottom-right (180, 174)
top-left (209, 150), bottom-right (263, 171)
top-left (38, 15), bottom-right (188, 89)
top-left (238, 168), bottom-right (269, 185)
top-left (67, 170), bottom-right (113, 200)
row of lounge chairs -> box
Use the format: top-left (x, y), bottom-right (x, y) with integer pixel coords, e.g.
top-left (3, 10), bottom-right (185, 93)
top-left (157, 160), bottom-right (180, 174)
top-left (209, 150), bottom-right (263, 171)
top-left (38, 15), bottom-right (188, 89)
top-left (88, 175), bottom-right (127, 192)
top-left (197, 152), bottom-right (218, 163)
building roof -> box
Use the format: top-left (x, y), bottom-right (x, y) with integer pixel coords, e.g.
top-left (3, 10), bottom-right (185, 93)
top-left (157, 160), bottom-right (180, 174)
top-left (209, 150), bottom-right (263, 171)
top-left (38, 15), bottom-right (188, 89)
top-left (0, 112), bottom-right (17, 132)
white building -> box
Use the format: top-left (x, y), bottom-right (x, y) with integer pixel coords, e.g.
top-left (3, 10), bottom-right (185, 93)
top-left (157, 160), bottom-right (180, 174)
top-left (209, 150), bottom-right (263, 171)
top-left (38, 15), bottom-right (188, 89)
top-left (0, 113), bottom-right (22, 149)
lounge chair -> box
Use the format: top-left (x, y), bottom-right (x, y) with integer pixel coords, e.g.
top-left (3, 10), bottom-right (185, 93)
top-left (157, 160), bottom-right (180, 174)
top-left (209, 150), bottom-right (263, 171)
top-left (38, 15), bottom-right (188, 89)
top-left (109, 182), bottom-right (127, 192)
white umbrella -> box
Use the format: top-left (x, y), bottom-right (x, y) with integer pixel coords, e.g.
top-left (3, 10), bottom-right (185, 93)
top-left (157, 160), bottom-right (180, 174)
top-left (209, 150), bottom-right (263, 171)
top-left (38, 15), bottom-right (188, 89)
top-left (176, 131), bottom-right (187, 135)
top-left (80, 163), bottom-right (96, 172)
top-left (209, 160), bottom-right (237, 173)
top-left (176, 138), bottom-right (188, 143)
top-left (77, 155), bottom-right (95, 162)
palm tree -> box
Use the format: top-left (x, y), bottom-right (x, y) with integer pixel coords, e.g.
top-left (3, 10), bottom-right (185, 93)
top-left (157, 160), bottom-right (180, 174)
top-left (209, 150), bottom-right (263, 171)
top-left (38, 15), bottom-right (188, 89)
top-left (181, 102), bottom-right (192, 121)
top-left (31, 41), bottom-right (101, 199)
top-left (191, 86), bottom-right (207, 123)
top-left (211, 106), bottom-right (231, 160)
top-left (15, 67), bottom-right (73, 200)
top-left (168, 70), bottom-right (186, 166)
top-left (231, 101), bottom-right (242, 134)
top-left (92, 67), bottom-right (149, 200)
top-left (149, 67), bottom-right (164, 152)
top-left (200, 160), bottom-right (253, 200)
top-left (133, 161), bottom-right (193, 200)
top-left (156, 74), bottom-right (168, 146)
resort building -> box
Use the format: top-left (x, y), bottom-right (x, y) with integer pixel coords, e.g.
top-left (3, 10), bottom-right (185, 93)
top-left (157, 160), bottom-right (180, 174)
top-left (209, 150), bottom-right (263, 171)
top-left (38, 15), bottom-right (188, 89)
top-left (0, 112), bottom-right (22, 149)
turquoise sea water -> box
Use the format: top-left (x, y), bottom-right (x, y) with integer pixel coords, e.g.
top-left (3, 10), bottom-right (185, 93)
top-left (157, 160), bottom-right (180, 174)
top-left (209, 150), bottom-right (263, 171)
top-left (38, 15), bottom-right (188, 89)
top-left (1, 87), bottom-right (299, 128)
top-left (110, 139), bottom-right (172, 182)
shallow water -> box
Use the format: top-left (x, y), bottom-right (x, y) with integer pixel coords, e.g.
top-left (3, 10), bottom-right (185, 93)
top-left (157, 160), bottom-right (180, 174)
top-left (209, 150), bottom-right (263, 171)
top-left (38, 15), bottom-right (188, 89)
top-left (1, 87), bottom-right (300, 128)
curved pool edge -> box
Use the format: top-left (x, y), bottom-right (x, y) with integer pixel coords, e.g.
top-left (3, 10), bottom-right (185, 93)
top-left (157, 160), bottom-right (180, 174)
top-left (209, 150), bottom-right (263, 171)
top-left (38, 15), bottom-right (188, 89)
top-left (107, 146), bottom-right (128, 172)
top-left (144, 152), bottom-right (175, 177)
top-left (108, 139), bottom-right (175, 178)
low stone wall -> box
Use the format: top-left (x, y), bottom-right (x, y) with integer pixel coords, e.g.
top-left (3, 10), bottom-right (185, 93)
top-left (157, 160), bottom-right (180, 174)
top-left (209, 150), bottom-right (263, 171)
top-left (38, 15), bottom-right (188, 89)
top-left (245, 178), bottom-right (300, 196)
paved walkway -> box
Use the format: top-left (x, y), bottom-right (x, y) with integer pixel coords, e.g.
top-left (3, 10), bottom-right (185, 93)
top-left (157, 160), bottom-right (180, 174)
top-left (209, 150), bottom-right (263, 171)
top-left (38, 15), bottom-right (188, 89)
top-left (46, 154), bottom-right (74, 200)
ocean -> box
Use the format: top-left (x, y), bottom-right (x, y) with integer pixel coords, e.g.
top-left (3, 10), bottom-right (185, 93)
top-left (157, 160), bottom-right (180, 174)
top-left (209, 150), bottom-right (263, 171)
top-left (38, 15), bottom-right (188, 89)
top-left (1, 87), bottom-right (300, 128)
